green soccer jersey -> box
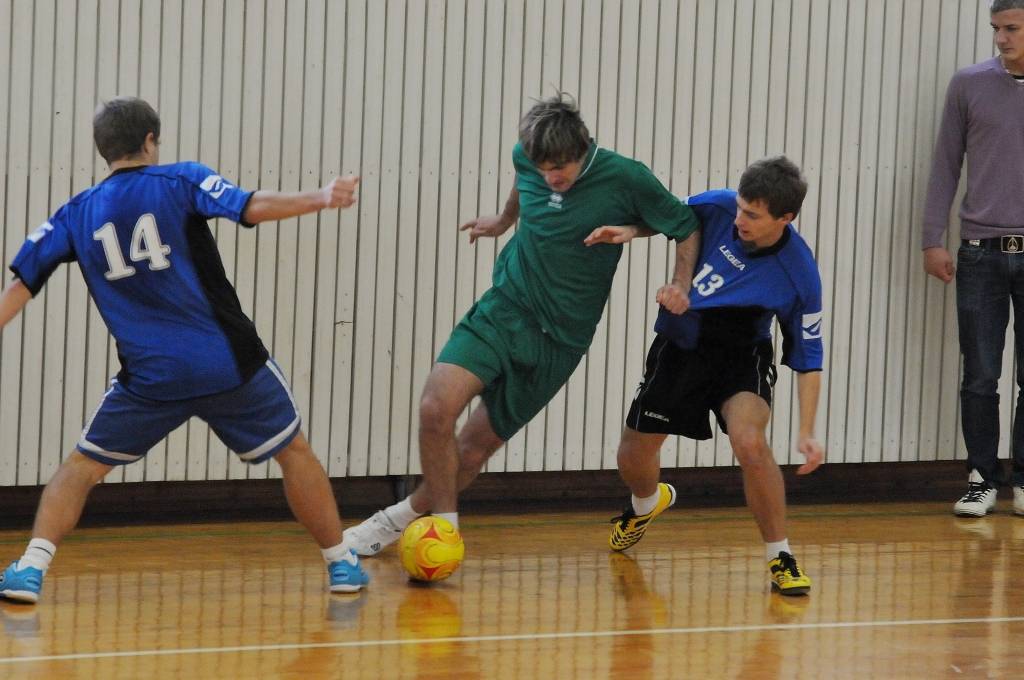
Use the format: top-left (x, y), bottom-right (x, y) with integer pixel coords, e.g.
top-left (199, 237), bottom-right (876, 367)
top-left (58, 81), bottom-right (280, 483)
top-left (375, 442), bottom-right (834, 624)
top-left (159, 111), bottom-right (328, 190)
top-left (490, 141), bottom-right (699, 350)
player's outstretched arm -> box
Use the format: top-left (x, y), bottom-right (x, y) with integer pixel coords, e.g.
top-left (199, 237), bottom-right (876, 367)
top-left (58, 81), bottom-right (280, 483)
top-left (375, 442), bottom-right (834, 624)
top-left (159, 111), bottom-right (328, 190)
top-left (243, 175), bottom-right (360, 224)
top-left (583, 224), bottom-right (656, 245)
top-left (795, 370), bottom-right (824, 475)
top-left (460, 188), bottom-right (520, 244)
top-left (655, 229), bottom-right (701, 315)
top-left (0, 279), bottom-right (32, 331)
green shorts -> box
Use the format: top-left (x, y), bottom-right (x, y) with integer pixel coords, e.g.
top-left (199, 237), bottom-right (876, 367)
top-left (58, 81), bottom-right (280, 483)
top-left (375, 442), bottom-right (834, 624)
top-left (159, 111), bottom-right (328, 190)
top-left (437, 289), bottom-right (584, 441)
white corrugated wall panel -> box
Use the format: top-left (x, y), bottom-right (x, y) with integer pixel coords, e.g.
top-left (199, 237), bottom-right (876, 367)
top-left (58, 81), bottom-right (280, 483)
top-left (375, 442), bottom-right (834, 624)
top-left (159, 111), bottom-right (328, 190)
top-left (386, 0), bottom-right (424, 476)
top-left (0, 0), bottom-right (1005, 485)
top-left (19, 0), bottom-right (56, 487)
top-left (0, 10), bottom-right (8, 451)
top-left (329, 0), bottom-right (365, 478)
top-left (2, 0), bottom-right (33, 487)
top-left (40, 0), bottom-right (79, 486)
top-left (482, 0), bottom-right (526, 474)
top-left (767, 0), bottom-right (797, 458)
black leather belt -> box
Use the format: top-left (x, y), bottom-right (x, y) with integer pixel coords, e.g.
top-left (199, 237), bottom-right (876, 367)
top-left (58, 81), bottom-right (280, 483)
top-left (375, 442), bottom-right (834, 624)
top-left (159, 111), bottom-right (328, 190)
top-left (963, 236), bottom-right (1024, 253)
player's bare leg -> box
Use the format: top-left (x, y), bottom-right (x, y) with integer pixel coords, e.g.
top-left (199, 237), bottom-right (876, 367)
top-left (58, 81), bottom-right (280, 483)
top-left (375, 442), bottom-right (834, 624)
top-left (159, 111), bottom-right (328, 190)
top-left (275, 431), bottom-right (368, 591)
top-left (720, 393), bottom-right (785, 542)
top-left (721, 391), bottom-right (810, 595)
top-left (414, 363), bottom-right (487, 515)
top-left (407, 404), bottom-right (503, 514)
top-left (275, 432), bottom-right (343, 548)
top-left (348, 397), bottom-right (503, 557)
top-left (1, 451), bottom-right (111, 603)
top-left (616, 427), bottom-right (669, 499)
top-left (609, 428), bottom-right (677, 551)
top-left (32, 451), bottom-right (112, 545)
top-left (452, 404), bottom-right (505, 494)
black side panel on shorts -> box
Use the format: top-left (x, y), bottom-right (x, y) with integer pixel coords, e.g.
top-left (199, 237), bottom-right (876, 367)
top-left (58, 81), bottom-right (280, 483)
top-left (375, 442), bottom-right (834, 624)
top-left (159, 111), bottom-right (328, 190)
top-left (185, 216), bottom-right (269, 383)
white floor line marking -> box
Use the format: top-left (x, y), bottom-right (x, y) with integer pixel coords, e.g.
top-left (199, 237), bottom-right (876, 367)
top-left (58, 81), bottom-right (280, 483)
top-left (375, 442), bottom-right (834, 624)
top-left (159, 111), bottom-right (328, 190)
top-left (2, 615), bottom-right (1023, 664)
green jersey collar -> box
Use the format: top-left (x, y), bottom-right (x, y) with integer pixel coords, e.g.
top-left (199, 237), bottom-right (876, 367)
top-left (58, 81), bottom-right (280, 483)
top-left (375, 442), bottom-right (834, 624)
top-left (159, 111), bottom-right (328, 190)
top-left (575, 142), bottom-right (600, 184)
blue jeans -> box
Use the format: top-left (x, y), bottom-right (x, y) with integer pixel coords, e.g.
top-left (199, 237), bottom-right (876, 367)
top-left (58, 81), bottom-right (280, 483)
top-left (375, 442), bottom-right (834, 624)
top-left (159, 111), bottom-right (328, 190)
top-left (956, 242), bottom-right (1024, 486)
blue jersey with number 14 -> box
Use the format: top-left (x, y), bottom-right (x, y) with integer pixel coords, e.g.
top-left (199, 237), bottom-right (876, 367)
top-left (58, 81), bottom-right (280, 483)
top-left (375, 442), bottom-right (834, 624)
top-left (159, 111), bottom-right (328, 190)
top-left (654, 189), bottom-right (824, 372)
top-left (9, 162), bottom-right (269, 400)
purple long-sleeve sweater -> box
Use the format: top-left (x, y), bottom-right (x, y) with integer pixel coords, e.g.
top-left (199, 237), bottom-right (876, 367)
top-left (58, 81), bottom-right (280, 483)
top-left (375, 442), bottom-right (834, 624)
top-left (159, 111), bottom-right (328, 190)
top-left (921, 57), bottom-right (1024, 250)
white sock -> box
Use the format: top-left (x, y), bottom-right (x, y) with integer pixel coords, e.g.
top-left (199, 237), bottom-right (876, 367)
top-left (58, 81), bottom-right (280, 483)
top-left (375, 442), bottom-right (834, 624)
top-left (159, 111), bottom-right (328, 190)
top-left (322, 541), bottom-right (357, 564)
top-left (766, 539), bottom-right (791, 561)
top-left (632, 489), bottom-right (661, 516)
top-left (384, 497), bottom-right (422, 528)
top-left (437, 512), bottom-right (459, 530)
top-left (19, 538), bottom-right (57, 572)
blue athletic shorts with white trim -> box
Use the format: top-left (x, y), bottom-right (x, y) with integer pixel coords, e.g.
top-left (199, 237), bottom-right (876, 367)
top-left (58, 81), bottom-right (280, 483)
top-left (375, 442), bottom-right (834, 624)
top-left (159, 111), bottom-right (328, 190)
top-left (77, 360), bottom-right (301, 466)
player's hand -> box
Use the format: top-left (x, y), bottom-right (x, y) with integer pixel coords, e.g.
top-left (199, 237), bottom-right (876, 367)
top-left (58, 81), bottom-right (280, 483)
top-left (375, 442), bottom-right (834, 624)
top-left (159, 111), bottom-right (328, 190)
top-left (923, 246), bottom-right (954, 283)
top-left (460, 214), bottom-right (514, 244)
top-left (322, 175), bottom-right (360, 209)
top-left (584, 225), bottom-right (640, 246)
top-left (795, 436), bottom-right (824, 475)
top-left (656, 282), bottom-right (690, 315)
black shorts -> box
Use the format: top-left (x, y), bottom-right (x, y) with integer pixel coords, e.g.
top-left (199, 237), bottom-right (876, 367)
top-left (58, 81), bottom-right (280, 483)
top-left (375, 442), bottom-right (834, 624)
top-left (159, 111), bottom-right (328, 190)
top-left (626, 335), bottom-right (777, 439)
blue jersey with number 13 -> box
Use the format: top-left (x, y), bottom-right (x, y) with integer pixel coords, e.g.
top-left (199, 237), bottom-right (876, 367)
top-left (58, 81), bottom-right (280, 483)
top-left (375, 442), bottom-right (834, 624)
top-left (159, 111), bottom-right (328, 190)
top-left (654, 189), bottom-right (824, 372)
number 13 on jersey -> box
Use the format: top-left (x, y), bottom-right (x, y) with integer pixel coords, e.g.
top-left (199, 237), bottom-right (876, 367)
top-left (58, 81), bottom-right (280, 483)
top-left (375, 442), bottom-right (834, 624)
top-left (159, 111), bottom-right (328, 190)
top-left (693, 263), bottom-right (724, 296)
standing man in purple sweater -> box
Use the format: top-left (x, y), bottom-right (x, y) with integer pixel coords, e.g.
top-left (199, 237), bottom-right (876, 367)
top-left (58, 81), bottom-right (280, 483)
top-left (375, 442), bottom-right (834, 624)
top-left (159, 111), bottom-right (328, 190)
top-left (922, 0), bottom-right (1024, 517)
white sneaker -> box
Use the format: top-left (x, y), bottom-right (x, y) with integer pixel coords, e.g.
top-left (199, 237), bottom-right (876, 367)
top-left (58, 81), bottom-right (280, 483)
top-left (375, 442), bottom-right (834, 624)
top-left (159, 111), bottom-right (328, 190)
top-left (1014, 486), bottom-right (1024, 517)
top-left (953, 470), bottom-right (997, 517)
top-left (345, 510), bottom-right (403, 556)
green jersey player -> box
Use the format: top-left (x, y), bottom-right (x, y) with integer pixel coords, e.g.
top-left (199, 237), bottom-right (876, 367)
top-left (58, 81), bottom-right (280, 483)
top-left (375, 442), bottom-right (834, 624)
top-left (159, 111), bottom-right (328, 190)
top-left (347, 93), bottom-right (700, 561)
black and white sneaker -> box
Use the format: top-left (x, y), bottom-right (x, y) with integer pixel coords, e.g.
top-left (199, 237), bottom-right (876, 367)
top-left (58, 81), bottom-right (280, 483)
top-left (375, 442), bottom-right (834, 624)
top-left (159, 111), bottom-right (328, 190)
top-left (953, 470), bottom-right (997, 517)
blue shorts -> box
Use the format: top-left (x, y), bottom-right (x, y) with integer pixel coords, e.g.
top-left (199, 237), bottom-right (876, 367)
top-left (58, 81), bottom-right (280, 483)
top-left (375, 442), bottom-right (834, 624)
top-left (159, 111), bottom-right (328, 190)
top-left (77, 360), bottom-right (301, 466)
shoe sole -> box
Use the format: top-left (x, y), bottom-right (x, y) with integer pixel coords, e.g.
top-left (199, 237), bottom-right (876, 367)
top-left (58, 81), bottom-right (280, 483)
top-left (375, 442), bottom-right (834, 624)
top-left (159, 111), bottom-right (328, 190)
top-left (664, 483), bottom-right (677, 510)
top-left (771, 582), bottom-right (810, 597)
top-left (330, 584), bottom-right (365, 593)
top-left (953, 507), bottom-right (995, 517)
top-left (0, 589), bottom-right (39, 604)
top-left (354, 547), bottom-right (383, 557)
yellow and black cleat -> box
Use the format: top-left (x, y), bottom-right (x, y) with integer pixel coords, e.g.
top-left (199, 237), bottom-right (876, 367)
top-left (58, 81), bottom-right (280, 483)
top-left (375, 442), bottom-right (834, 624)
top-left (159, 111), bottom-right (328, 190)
top-left (609, 483), bottom-right (676, 552)
top-left (768, 551), bottom-right (811, 596)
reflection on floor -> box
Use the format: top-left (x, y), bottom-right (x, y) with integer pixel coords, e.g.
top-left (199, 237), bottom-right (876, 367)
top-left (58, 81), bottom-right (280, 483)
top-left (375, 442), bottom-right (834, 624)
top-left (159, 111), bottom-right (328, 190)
top-left (0, 503), bottom-right (1022, 679)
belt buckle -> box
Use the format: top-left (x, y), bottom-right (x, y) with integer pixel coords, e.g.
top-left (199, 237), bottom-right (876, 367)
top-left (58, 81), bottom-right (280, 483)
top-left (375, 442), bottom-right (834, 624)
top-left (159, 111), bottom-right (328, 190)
top-left (1002, 235), bottom-right (1024, 253)
top-left (999, 236), bottom-right (1024, 251)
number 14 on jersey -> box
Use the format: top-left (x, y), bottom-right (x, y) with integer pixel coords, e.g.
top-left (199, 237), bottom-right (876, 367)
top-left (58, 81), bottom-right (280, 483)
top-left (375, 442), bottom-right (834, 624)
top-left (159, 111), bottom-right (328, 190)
top-left (93, 214), bottom-right (172, 281)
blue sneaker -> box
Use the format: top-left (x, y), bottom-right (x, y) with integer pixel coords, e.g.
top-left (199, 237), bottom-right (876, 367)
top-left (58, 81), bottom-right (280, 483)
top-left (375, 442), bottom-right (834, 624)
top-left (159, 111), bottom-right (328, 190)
top-left (328, 550), bottom-right (369, 593)
top-left (0, 562), bottom-right (43, 604)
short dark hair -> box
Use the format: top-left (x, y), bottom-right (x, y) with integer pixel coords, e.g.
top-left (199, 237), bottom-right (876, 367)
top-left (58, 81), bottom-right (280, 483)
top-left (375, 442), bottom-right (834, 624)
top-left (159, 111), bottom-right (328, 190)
top-left (93, 97), bottom-right (161, 164)
top-left (737, 156), bottom-right (808, 218)
top-left (518, 93), bottom-right (591, 166)
top-left (990, 0), bottom-right (1024, 14)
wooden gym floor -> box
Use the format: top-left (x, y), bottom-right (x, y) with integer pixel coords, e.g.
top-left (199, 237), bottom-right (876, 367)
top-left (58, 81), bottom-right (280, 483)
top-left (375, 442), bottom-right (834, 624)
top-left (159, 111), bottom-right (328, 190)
top-left (0, 502), bottom-right (1022, 679)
